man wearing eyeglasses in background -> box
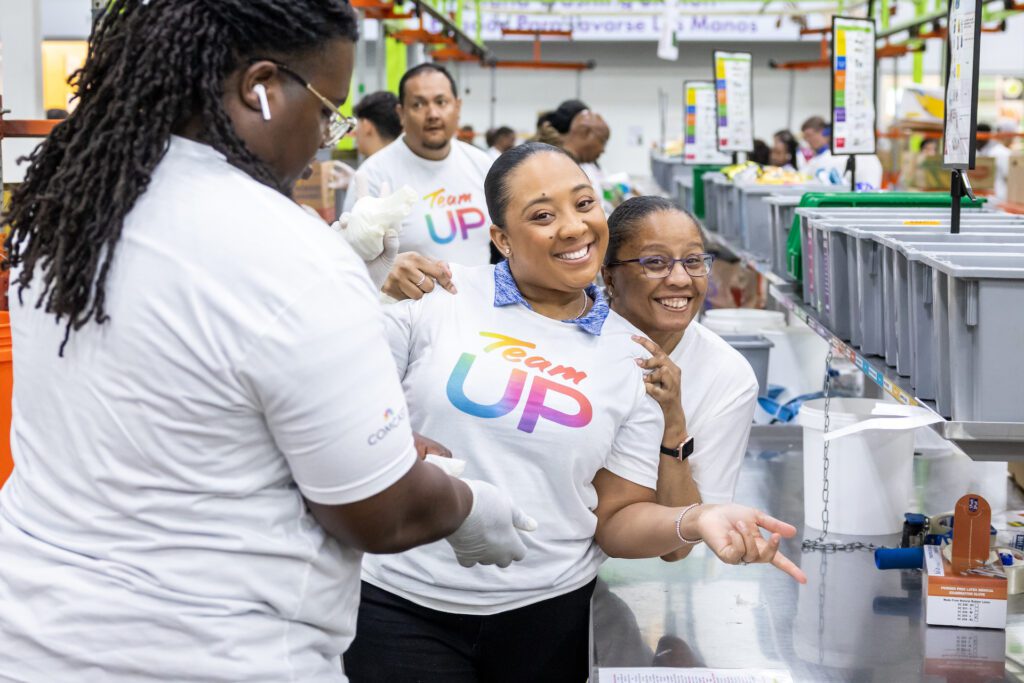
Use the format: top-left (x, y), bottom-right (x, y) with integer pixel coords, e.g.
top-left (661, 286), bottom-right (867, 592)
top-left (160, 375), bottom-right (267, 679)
top-left (343, 64), bottom-right (494, 300)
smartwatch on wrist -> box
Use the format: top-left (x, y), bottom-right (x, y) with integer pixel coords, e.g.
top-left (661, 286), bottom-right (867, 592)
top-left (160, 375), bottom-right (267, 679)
top-left (660, 435), bottom-right (694, 461)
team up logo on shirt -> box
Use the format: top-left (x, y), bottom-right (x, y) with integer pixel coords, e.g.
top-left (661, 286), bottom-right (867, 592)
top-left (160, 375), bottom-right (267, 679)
top-left (423, 188), bottom-right (487, 245)
top-left (446, 332), bottom-right (593, 433)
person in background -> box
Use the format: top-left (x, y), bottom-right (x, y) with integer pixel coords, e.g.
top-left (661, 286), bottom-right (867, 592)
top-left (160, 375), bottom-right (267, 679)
top-left (799, 115), bottom-right (882, 189)
top-left (602, 196), bottom-right (760, 515)
top-left (770, 129), bottom-right (798, 168)
top-left (797, 115), bottom-right (831, 171)
top-left (750, 139), bottom-right (771, 166)
top-left (561, 109), bottom-right (611, 193)
top-left (328, 90), bottom-right (403, 192)
top-left (344, 143), bottom-right (805, 682)
top-left (458, 124), bottom-right (477, 145)
top-left (0, 2), bottom-right (530, 681)
top-left (978, 121), bottom-right (1014, 200)
top-left (344, 63), bottom-right (494, 293)
top-left (919, 137), bottom-right (939, 156)
top-left (353, 90), bottom-right (401, 158)
top-left (486, 125), bottom-right (516, 159)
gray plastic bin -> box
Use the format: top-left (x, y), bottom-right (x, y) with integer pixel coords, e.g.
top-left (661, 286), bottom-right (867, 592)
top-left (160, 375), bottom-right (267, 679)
top-left (736, 184), bottom-right (808, 262)
top-left (718, 181), bottom-right (742, 242)
top-left (800, 215), bottom-right (1023, 356)
top-left (722, 334), bottom-right (773, 397)
top-left (801, 211), bottom-right (1022, 348)
top-left (894, 237), bottom-right (1024, 400)
top-left (766, 194), bottom-right (802, 280)
top-left (798, 208), bottom-right (993, 312)
top-left (879, 237), bottom-right (1024, 380)
top-left (918, 252), bottom-right (1024, 421)
top-left (702, 173), bottom-right (725, 232)
top-left (678, 174), bottom-right (695, 213)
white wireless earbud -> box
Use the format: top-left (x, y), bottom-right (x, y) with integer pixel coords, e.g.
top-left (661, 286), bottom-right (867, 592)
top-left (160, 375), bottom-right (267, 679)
top-left (253, 84), bottom-right (272, 121)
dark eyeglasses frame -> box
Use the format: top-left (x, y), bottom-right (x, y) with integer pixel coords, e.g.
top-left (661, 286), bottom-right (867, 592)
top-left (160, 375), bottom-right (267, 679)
top-left (252, 58), bottom-right (356, 149)
top-left (607, 253), bottom-right (716, 279)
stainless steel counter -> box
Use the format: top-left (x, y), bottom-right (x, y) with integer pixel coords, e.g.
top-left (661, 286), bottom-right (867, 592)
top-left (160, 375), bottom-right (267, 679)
top-left (591, 426), bottom-right (1024, 682)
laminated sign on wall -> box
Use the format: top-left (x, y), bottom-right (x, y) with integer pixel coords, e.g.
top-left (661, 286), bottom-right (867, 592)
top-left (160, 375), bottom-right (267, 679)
top-left (943, 0), bottom-right (982, 169)
top-left (684, 81), bottom-right (732, 164)
top-left (831, 16), bottom-right (877, 155)
top-left (713, 50), bottom-right (754, 153)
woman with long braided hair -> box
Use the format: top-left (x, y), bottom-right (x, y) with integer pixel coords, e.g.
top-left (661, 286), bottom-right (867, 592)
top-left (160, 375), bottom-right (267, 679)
top-left (0, 2), bottom-right (531, 680)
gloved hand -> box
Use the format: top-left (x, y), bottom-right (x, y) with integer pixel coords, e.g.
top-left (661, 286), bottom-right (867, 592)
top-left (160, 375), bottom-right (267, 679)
top-left (445, 479), bottom-right (537, 568)
top-left (363, 230), bottom-right (401, 292)
top-left (336, 178), bottom-right (417, 261)
top-left (326, 161), bottom-right (356, 191)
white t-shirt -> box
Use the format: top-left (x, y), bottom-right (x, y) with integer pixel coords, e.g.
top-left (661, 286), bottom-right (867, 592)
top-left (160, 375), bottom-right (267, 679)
top-left (980, 141), bottom-right (1011, 200)
top-left (669, 321), bottom-right (759, 504)
top-left (362, 264), bottom-right (664, 615)
top-left (343, 136), bottom-right (493, 265)
top-left (0, 136), bottom-right (417, 682)
top-left (804, 149), bottom-right (883, 189)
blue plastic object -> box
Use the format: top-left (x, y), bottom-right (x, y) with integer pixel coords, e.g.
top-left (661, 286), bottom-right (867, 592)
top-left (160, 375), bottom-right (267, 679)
top-left (874, 547), bottom-right (924, 570)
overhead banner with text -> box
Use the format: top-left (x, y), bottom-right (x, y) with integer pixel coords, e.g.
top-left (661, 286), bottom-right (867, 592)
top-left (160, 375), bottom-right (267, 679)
top-left (424, 1), bottom-right (802, 42)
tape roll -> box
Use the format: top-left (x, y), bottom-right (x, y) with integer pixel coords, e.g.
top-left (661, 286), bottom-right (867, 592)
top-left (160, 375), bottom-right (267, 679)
top-left (995, 547), bottom-right (1024, 595)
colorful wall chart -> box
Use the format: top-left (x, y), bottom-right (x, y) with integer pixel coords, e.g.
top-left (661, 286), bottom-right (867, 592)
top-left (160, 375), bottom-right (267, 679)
top-left (943, 0), bottom-right (982, 169)
top-left (684, 81), bottom-right (732, 164)
top-left (713, 51), bottom-right (754, 153)
top-left (831, 17), bottom-right (877, 155)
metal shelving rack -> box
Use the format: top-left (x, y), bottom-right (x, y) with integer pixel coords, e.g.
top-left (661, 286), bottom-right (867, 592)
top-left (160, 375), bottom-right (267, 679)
top-left (705, 230), bottom-right (1024, 461)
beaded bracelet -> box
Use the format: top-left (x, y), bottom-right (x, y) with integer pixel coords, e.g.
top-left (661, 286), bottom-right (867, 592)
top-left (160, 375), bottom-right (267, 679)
top-left (675, 503), bottom-right (703, 545)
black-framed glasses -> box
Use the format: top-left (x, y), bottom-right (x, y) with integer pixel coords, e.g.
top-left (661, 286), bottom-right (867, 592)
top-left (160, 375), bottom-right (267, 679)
top-left (257, 59), bottom-right (356, 149)
top-left (607, 253), bottom-right (715, 279)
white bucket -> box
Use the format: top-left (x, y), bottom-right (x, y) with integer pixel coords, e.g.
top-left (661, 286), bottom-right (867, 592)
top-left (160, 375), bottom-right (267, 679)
top-left (702, 309), bottom-right (787, 334)
top-left (799, 398), bottom-right (931, 536)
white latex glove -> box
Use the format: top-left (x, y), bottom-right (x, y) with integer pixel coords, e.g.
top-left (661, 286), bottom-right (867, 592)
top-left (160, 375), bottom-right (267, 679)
top-left (337, 179), bottom-right (417, 261)
top-left (326, 161), bottom-right (356, 191)
top-left (445, 479), bottom-right (537, 568)
top-left (363, 230), bottom-right (401, 292)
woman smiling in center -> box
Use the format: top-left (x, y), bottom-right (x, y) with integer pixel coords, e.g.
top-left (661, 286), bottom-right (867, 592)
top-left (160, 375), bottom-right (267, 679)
top-left (345, 143), bottom-right (803, 682)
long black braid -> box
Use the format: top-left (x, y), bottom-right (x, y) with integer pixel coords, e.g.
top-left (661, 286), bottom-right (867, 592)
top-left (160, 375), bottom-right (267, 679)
top-left (3, 0), bottom-right (358, 354)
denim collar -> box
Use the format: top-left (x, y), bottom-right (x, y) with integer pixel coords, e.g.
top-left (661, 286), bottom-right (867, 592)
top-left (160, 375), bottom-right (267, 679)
top-left (493, 260), bottom-right (609, 336)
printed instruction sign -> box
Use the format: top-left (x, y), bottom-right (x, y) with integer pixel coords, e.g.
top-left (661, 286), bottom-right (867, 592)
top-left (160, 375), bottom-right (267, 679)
top-left (685, 81), bottom-right (732, 164)
top-left (943, 0), bottom-right (982, 169)
top-left (831, 16), bottom-right (877, 155)
top-left (713, 51), bottom-right (754, 153)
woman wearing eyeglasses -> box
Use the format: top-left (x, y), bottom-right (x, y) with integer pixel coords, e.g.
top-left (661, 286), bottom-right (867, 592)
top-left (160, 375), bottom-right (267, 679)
top-left (0, 3), bottom-right (531, 681)
top-left (344, 144), bottom-right (805, 682)
top-left (603, 196), bottom-right (760, 552)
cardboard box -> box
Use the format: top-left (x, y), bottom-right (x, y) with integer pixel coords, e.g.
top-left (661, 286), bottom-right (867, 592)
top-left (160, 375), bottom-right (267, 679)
top-left (1009, 154), bottom-right (1024, 205)
top-left (924, 545), bottom-right (1007, 629)
top-left (901, 153), bottom-right (997, 192)
top-left (1010, 460), bottom-right (1024, 492)
top-left (292, 161), bottom-right (336, 222)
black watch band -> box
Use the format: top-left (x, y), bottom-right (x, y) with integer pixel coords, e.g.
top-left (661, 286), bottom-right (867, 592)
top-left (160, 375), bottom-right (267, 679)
top-left (660, 436), bottom-right (694, 461)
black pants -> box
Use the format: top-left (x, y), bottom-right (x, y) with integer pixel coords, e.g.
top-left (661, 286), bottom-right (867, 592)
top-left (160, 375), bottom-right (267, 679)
top-left (343, 580), bottom-right (596, 683)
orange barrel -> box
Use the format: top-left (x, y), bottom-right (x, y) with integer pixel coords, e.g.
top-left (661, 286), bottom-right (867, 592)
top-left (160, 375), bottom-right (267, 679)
top-left (0, 311), bottom-right (11, 486)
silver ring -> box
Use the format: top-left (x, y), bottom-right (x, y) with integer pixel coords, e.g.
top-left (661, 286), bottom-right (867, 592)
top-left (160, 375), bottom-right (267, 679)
top-left (414, 273), bottom-right (427, 287)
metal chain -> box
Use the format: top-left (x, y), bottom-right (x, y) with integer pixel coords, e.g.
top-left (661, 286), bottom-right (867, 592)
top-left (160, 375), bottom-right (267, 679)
top-left (802, 347), bottom-right (882, 553)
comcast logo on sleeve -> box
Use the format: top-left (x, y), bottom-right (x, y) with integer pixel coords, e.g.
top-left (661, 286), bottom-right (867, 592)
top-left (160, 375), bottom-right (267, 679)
top-left (367, 407), bottom-right (408, 445)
